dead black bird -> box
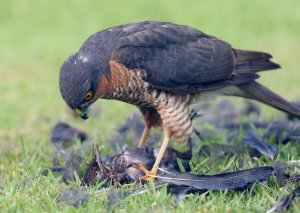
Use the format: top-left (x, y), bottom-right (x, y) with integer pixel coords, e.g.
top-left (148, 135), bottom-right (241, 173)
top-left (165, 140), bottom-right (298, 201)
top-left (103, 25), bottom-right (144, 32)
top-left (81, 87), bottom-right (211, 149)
top-left (82, 144), bottom-right (274, 193)
top-left (81, 145), bottom-right (149, 186)
top-left (81, 145), bottom-right (120, 186)
top-left (81, 144), bottom-right (193, 186)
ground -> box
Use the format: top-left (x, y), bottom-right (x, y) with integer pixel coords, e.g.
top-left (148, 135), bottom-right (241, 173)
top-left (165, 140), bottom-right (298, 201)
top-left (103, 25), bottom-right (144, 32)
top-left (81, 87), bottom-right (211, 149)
top-left (1, 0), bottom-right (300, 212)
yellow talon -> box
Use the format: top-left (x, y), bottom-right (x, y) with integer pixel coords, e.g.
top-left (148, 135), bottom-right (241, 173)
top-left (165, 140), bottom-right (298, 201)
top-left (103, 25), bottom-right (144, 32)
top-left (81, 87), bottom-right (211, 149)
top-left (133, 163), bottom-right (157, 182)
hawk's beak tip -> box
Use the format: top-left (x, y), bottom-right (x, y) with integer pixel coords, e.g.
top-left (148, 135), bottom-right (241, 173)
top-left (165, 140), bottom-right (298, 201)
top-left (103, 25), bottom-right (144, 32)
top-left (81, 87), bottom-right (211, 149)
top-left (80, 114), bottom-right (89, 120)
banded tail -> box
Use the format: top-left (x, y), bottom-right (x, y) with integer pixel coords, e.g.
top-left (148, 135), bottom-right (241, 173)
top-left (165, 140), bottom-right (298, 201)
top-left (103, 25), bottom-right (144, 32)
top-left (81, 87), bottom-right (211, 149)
top-left (232, 49), bottom-right (300, 119)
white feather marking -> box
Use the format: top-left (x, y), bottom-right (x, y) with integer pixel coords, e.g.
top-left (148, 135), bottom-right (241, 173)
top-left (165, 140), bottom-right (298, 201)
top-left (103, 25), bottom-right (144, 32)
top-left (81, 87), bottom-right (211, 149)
top-left (168, 96), bottom-right (176, 105)
top-left (78, 55), bottom-right (89, 63)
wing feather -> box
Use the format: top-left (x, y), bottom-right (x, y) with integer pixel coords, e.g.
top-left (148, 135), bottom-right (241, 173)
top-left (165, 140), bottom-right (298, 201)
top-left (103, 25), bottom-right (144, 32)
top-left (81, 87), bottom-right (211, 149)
top-left (111, 22), bottom-right (235, 93)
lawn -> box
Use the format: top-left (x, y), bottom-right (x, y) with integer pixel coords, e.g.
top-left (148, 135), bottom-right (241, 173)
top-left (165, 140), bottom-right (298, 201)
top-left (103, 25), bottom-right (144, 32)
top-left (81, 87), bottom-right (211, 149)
top-left (1, 0), bottom-right (300, 212)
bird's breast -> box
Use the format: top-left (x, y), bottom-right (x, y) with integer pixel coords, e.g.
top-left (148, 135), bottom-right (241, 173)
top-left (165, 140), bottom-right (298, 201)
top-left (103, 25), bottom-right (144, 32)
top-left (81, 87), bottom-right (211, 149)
top-left (101, 60), bottom-right (152, 107)
top-left (103, 60), bottom-right (196, 141)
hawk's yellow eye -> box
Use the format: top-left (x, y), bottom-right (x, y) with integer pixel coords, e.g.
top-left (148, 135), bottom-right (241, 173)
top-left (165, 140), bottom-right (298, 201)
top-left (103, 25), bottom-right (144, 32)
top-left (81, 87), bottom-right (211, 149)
top-left (85, 91), bottom-right (93, 100)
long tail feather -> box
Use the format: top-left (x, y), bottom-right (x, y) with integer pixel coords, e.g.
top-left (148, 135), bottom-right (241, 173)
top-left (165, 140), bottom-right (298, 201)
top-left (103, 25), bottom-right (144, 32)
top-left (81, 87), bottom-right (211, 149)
top-left (238, 81), bottom-right (300, 119)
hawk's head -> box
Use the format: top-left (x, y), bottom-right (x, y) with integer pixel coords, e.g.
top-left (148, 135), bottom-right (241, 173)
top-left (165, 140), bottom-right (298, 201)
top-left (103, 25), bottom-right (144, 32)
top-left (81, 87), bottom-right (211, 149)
top-left (59, 51), bottom-right (100, 119)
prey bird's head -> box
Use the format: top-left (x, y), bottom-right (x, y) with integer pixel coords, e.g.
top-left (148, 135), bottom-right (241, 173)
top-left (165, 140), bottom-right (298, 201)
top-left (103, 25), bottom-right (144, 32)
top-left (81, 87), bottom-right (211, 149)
top-left (81, 145), bottom-right (111, 186)
top-left (59, 51), bottom-right (100, 119)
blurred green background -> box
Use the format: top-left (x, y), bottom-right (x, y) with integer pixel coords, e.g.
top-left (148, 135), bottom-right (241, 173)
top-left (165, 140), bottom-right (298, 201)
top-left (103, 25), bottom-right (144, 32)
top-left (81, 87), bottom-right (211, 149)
top-left (1, 0), bottom-right (300, 211)
top-left (1, 0), bottom-right (300, 158)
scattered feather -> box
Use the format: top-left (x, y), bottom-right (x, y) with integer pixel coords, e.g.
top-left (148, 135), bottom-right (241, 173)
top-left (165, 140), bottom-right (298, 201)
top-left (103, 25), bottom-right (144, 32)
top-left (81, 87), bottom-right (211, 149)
top-left (168, 185), bottom-right (193, 204)
top-left (271, 161), bottom-right (288, 187)
top-left (242, 132), bottom-right (277, 159)
top-left (50, 122), bottom-right (87, 147)
top-left (267, 186), bottom-right (300, 213)
top-left (48, 122), bottom-right (90, 182)
top-left (225, 121), bottom-right (300, 145)
top-left (155, 166), bottom-right (274, 190)
top-left (196, 100), bottom-right (260, 126)
top-left (107, 189), bottom-right (132, 208)
top-left (56, 188), bottom-right (91, 207)
top-left (108, 113), bottom-right (160, 147)
top-left (107, 183), bottom-right (165, 208)
top-left (199, 143), bottom-right (260, 158)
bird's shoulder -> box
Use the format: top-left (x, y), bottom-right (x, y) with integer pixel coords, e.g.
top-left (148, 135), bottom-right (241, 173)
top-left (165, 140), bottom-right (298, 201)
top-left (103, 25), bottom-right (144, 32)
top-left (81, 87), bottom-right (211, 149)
top-left (80, 21), bottom-right (240, 93)
top-left (111, 22), bottom-right (236, 92)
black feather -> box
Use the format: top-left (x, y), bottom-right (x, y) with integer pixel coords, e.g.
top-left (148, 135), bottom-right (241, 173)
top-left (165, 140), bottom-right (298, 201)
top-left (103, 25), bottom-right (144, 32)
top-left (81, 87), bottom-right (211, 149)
top-left (233, 49), bottom-right (280, 73)
top-left (241, 132), bottom-right (277, 159)
top-left (156, 166), bottom-right (274, 190)
top-left (267, 187), bottom-right (300, 212)
top-left (238, 81), bottom-right (300, 119)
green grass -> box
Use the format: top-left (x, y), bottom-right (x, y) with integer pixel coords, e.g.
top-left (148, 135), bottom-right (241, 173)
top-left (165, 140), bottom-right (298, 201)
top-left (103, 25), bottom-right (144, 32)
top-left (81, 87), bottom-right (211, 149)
top-left (1, 0), bottom-right (300, 212)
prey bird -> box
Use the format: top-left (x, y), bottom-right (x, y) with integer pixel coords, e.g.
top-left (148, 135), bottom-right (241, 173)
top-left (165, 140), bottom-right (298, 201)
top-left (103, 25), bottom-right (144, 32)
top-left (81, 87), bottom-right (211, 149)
top-left (59, 21), bottom-right (300, 181)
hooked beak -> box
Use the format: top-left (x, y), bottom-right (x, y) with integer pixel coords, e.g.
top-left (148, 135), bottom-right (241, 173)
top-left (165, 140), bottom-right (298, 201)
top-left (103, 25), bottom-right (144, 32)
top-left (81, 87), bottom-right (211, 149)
top-left (75, 108), bottom-right (89, 120)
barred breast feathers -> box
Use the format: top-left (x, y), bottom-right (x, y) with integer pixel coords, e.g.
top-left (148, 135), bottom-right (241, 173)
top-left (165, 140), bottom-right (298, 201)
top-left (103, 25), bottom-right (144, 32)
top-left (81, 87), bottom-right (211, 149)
top-left (100, 60), bottom-right (195, 141)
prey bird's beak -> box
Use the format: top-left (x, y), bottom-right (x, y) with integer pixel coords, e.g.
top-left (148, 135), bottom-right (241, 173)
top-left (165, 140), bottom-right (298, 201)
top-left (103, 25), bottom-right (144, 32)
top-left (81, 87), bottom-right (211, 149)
top-left (75, 108), bottom-right (89, 120)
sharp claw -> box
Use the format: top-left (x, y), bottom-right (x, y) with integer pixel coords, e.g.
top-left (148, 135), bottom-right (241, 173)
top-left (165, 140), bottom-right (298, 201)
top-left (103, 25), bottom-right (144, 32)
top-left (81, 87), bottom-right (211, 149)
top-left (132, 163), bottom-right (156, 181)
top-left (133, 128), bottom-right (170, 182)
top-left (132, 162), bottom-right (148, 173)
top-left (139, 174), bottom-right (155, 182)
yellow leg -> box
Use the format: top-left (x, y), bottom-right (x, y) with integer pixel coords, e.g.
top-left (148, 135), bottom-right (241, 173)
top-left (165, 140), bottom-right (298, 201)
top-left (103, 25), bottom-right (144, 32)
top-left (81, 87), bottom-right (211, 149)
top-left (134, 128), bottom-right (171, 181)
top-left (137, 126), bottom-right (151, 148)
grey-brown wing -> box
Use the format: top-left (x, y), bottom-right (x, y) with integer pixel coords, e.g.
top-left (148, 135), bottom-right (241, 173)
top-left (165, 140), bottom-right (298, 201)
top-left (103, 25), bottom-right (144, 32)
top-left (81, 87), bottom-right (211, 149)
top-left (111, 22), bottom-right (241, 94)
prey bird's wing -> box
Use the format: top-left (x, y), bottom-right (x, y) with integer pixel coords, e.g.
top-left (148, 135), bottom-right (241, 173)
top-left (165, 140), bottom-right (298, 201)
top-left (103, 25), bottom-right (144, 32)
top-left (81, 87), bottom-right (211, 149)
top-left (112, 22), bottom-right (256, 94)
